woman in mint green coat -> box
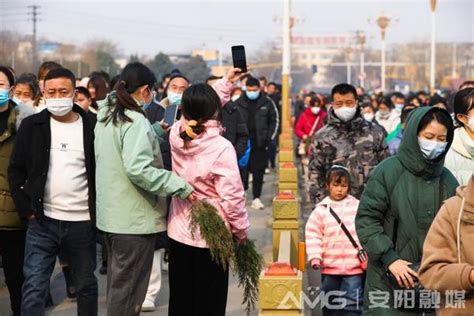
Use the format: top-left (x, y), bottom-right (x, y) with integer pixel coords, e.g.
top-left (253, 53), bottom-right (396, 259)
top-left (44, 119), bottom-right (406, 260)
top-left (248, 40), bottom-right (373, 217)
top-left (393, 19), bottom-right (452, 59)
top-left (94, 62), bottom-right (194, 316)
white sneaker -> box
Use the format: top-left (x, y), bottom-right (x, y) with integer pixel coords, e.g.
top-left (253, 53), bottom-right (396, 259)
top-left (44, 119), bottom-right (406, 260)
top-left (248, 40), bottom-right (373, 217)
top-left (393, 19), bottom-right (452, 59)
top-left (141, 299), bottom-right (157, 312)
top-left (251, 198), bottom-right (265, 210)
top-left (249, 174), bottom-right (253, 183)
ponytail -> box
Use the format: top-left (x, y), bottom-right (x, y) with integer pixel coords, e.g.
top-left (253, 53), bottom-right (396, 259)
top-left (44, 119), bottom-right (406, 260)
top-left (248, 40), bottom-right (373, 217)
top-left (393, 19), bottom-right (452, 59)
top-left (108, 62), bottom-right (156, 126)
top-left (179, 120), bottom-right (206, 146)
top-left (110, 80), bottom-right (146, 125)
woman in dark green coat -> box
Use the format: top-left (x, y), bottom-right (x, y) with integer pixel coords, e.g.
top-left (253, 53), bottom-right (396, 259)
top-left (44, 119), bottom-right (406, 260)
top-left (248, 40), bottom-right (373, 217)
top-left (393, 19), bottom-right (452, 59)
top-left (356, 107), bottom-right (459, 315)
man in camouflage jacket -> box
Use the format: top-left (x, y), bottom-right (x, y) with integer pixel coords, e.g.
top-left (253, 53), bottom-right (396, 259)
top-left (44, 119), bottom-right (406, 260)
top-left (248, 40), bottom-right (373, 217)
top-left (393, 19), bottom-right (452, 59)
top-left (308, 84), bottom-right (389, 204)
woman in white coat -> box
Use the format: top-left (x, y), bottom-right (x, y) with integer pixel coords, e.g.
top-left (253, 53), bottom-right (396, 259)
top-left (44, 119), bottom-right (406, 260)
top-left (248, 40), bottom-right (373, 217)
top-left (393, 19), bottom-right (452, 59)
top-left (445, 88), bottom-right (474, 185)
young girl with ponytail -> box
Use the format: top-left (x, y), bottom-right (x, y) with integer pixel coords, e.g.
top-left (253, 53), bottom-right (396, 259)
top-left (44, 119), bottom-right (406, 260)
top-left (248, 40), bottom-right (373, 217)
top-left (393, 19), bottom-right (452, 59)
top-left (167, 83), bottom-right (250, 316)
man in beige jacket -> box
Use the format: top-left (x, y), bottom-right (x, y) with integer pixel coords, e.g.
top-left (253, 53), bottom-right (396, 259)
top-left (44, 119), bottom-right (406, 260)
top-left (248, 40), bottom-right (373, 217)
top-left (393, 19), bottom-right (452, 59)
top-left (420, 175), bottom-right (474, 315)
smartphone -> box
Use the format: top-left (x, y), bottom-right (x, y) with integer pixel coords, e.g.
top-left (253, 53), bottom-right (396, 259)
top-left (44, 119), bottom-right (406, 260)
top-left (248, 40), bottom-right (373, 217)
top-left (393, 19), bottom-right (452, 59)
top-left (163, 103), bottom-right (178, 126)
top-left (231, 45), bottom-right (247, 73)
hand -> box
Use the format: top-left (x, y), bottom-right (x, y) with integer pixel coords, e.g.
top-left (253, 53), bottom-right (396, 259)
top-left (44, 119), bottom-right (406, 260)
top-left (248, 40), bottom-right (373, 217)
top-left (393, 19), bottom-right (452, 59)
top-left (302, 135), bottom-right (308, 140)
top-left (388, 259), bottom-right (419, 289)
top-left (225, 66), bottom-right (249, 84)
top-left (236, 236), bottom-right (247, 246)
top-left (159, 122), bottom-right (171, 133)
top-left (469, 269), bottom-right (474, 286)
top-left (27, 214), bottom-right (35, 221)
top-left (186, 191), bottom-right (198, 203)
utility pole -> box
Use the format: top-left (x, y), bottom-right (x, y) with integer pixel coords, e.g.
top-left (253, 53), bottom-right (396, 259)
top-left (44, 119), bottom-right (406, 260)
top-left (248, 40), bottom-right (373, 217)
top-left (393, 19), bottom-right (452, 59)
top-left (430, 0), bottom-right (437, 94)
top-left (376, 15), bottom-right (390, 92)
top-left (28, 5), bottom-right (40, 70)
top-left (356, 31), bottom-right (366, 88)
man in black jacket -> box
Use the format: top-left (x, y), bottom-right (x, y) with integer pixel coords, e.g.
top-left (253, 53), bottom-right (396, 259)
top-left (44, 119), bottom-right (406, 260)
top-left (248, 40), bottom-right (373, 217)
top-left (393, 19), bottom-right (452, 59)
top-left (235, 77), bottom-right (278, 210)
top-left (8, 68), bottom-right (98, 316)
top-left (222, 100), bottom-right (249, 160)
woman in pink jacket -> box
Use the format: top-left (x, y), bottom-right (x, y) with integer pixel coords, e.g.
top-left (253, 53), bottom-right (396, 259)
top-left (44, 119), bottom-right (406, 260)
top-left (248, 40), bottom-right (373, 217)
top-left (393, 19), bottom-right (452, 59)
top-left (167, 83), bottom-right (250, 316)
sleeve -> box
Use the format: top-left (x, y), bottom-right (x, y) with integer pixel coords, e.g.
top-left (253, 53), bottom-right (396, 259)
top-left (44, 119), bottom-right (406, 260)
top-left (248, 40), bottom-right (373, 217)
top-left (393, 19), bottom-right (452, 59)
top-left (375, 127), bottom-right (390, 163)
top-left (212, 146), bottom-right (250, 241)
top-left (121, 118), bottom-right (193, 199)
top-left (8, 121), bottom-right (32, 218)
top-left (419, 203), bottom-right (474, 292)
top-left (355, 168), bottom-right (400, 267)
top-left (266, 98), bottom-right (279, 144)
top-left (212, 77), bottom-right (234, 107)
top-left (295, 114), bottom-right (306, 139)
top-left (305, 206), bottom-right (325, 266)
top-left (235, 109), bottom-right (249, 159)
top-left (308, 137), bottom-right (328, 204)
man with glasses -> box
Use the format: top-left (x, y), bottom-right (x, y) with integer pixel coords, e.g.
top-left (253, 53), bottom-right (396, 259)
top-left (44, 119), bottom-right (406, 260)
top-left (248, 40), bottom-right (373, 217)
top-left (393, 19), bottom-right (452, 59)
top-left (308, 83), bottom-right (389, 204)
top-left (8, 68), bottom-right (98, 316)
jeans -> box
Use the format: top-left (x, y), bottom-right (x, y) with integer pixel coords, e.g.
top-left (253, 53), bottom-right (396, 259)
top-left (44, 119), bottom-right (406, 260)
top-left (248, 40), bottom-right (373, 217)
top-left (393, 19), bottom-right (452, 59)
top-left (22, 216), bottom-right (98, 316)
top-left (320, 274), bottom-right (365, 316)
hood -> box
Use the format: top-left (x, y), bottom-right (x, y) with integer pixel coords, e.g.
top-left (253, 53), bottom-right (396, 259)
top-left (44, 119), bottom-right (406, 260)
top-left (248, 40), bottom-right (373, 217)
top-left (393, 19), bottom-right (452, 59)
top-left (451, 127), bottom-right (474, 159)
top-left (456, 175), bottom-right (474, 222)
top-left (170, 118), bottom-right (224, 156)
top-left (327, 105), bottom-right (364, 128)
top-left (396, 107), bottom-right (454, 180)
top-left (96, 91), bottom-right (116, 123)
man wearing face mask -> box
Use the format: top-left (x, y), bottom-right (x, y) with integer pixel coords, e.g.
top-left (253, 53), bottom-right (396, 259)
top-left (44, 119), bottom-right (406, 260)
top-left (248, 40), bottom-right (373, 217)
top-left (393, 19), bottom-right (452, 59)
top-left (308, 83), bottom-right (389, 204)
top-left (8, 68), bottom-right (98, 316)
top-left (235, 76), bottom-right (278, 210)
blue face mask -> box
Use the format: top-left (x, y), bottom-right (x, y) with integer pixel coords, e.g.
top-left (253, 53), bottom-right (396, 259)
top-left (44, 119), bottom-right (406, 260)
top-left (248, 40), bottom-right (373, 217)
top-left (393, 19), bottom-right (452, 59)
top-left (0, 88), bottom-right (10, 106)
top-left (168, 91), bottom-right (182, 106)
top-left (246, 91), bottom-right (260, 100)
top-left (418, 137), bottom-right (448, 160)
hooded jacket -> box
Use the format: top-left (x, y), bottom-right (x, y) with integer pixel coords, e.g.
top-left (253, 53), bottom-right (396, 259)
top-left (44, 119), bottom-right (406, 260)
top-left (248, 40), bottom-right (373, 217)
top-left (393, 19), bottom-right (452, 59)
top-left (419, 176), bottom-right (474, 315)
top-left (94, 92), bottom-right (192, 234)
top-left (295, 107), bottom-right (326, 140)
top-left (445, 127), bottom-right (474, 186)
top-left (356, 107), bottom-right (459, 315)
top-left (308, 106), bottom-right (389, 204)
top-left (167, 119), bottom-right (250, 248)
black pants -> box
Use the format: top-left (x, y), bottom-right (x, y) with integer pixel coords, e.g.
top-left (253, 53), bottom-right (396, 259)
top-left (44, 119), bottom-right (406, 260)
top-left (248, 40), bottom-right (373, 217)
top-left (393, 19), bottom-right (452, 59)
top-left (168, 238), bottom-right (229, 316)
top-left (0, 229), bottom-right (25, 316)
top-left (243, 146), bottom-right (267, 199)
top-left (104, 233), bottom-right (155, 316)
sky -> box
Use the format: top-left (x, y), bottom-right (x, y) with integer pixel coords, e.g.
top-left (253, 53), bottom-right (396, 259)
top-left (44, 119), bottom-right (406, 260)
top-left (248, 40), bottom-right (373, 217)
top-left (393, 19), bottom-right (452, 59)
top-left (1, 0), bottom-right (473, 60)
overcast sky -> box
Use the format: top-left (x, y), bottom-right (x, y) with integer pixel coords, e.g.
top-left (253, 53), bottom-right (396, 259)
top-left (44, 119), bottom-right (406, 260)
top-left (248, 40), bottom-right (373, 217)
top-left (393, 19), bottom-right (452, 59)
top-left (1, 0), bottom-right (473, 59)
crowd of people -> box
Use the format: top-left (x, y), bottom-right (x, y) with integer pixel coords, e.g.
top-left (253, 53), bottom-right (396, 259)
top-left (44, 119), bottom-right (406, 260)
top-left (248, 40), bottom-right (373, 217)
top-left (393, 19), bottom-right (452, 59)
top-left (0, 57), bottom-right (472, 316)
top-left (302, 81), bottom-right (474, 315)
top-left (0, 60), bottom-right (285, 316)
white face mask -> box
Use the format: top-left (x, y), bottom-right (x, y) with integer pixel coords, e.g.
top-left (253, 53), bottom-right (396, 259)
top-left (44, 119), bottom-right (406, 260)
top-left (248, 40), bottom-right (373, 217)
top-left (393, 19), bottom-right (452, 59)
top-left (464, 115), bottom-right (474, 132)
top-left (378, 110), bottom-right (391, 118)
top-left (418, 137), bottom-right (448, 160)
top-left (311, 107), bottom-right (320, 115)
top-left (334, 106), bottom-right (357, 122)
top-left (45, 97), bottom-right (74, 116)
top-left (363, 113), bottom-right (375, 122)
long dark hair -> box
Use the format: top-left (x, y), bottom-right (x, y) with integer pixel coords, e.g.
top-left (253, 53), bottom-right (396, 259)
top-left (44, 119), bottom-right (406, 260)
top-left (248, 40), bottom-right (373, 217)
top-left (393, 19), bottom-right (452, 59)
top-left (111, 62), bottom-right (156, 126)
top-left (88, 75), bottom-right (109, 110)
top-left (179, 83), bottom-right (222, 143)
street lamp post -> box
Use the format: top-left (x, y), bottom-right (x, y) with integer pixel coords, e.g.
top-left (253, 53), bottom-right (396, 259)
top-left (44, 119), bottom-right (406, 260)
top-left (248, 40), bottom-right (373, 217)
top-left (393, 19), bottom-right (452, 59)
top-left (356, 31), bottom-right (366, 88)
top-left (430, 0), bottom-right (437, 94)
top-left (345, 47), bottom-right (353, 85)
top-left (281, 0), bottom-right (291, 128)
top-left (376, 15), bottom-right (390, 92)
